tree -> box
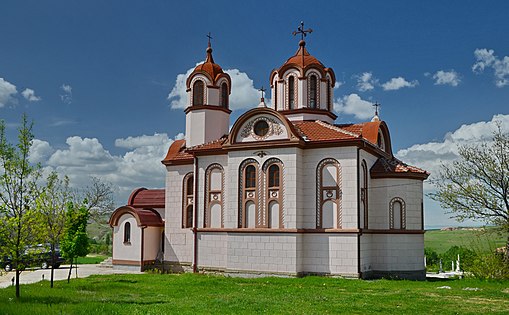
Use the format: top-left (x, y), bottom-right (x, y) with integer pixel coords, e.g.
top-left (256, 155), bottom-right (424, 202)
top-left (430, 126), bottom-right (509, 259)
top-left (0, 115), bottom-right (41, 298)
top-left (61, 202), bottom-right (90, 283)
top-left (35, 172), bottom-right (72, 288)
top-left (81, 176), bottom-right (115, 223)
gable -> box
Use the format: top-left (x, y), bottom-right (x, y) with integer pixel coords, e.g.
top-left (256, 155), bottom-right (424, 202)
top-left (228, 108), bottom-right (301, 145)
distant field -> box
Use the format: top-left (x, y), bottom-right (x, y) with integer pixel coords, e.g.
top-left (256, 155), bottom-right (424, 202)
top-left (1, 273), bottom-right (508, 314)
top-left (425, 227), bottom-right (507, 253)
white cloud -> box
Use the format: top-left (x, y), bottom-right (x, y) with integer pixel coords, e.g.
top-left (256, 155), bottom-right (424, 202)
top-left (115, 133), bottom-right (172, 149)
top-left (31, 133), bottom-right (178, 204)
top-left (381, 77), bottom-right (418, 91)
top-left (167, 64), bottom-right (262, 110)
top-left (0, 77), bottom-right (18, 107)
top-left (472, 48), bottom-right (509, 87)
top-left (334, 93), bottom-right (374, 120)
top-left (21, 88), bottom-right (41, 101)
top-left (355, 72), bottom-right (378, 92)
top-left (60, 84), bottom-right (73, 104)
top-left (29, 139), bottom-right (54, 164)
top-left (396, 114), bottom-right (509, 191)
top-left (432, 70), bottom-right (461, 86)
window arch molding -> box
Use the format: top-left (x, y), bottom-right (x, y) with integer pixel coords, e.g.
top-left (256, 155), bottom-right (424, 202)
top-left (123, 221), bottom-right (131, 244)
top-left (389, 197), bottom-right (406, 229)
top-left (191, 78), bottom-right (206, 106)
top-left (284, 72), bottom-right (298, 110)
top-left (316, 158), bottom-right (342, 229)
top-left (219, 80), bottom-right (229, 108)
top-left (182, 172), bottom-right (194, 228)
top-left (306, 70), bottom-right (321, 109)
top-left (238, 159), bottom-right (260, 228)
top-left (262, 158), bottom-right (284, 228)
top-left (204, 164), bottom-right (225, 228)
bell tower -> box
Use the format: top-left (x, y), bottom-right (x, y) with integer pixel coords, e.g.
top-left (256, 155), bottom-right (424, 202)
top-left (185, 34), bottom-right (231, 147)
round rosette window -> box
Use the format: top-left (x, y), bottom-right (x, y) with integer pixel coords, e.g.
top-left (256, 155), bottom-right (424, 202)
top-left (253, 120), bottom-right (270, 137)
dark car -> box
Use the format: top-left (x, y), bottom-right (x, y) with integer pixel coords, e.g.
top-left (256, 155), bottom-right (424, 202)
top-left (1, 256), bottom-right (13, 272)
top-left (1, 244), bottom-right (65, 271)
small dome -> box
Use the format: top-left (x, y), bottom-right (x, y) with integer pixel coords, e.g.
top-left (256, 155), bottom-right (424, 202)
top-left (194, 47), bottom-right (224, 79)
top-left (271, 39), bottom-right (335, 85)
top-left (282, 40), bottom-right (325, 69)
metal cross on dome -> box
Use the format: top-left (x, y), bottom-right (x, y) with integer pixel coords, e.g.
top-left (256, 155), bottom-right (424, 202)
top-left (206, 32), bottom-right (213, 46)
top-left (373, 102), bottom-right (381, 116)
top-left (259, 86), bottom-right (266, 99)
top-left (292, 21), bottom-right (313, 41)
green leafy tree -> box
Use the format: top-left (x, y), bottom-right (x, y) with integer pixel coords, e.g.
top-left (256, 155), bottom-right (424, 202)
top-left (430, 126), bottom-right (509, 260)
top-left (61, 202), bottom-right (90, 283)
top-left (0, 115), bottom-right (41, 298)
top-left (35, 172), bottom-right (72, 288)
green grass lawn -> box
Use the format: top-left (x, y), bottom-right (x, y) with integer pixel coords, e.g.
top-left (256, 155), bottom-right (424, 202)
top-left (425, 228), bottom-right (507, 253)
top-left (1, 273), bottom-right (508, 314)
top-left (75, 255), bottom-right (108, 265)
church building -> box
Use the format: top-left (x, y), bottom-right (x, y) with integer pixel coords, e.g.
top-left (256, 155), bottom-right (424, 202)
top-left (109, 27), bottom-right (429, 279)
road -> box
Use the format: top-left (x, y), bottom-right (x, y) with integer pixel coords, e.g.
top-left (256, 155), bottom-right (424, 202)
top-left (0, 264), bottom-right (141, 288)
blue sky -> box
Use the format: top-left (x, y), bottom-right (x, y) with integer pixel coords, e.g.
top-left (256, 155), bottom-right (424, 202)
top-left (1, 1), bottom-right (508, 227)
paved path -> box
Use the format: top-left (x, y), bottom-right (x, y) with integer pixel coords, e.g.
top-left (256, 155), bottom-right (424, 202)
top-left (0, 264), bottom-right (141, 288)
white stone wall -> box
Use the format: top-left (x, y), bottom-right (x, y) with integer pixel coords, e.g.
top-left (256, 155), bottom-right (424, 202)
top-left (298, 234), bottom-right (358, 276)
top-left (369, 234), bottom-right (424, 271)
top-left (197, 155), bottom-right (228, 229)
top-left (165, 165), bottom-right (194, 264)
top-left (197, 233), bottom-right (227, 269)
top-left (359, 150), bottom-right (379, 229)
top-left (226, 233), bottom-right (299, 274)
top-left (112, 214), bottom-right (141, 262)
top-left (185, 109), bottom-right (230, 147)
top-left (143, 227), bottom-right (162, 262)
top-left (369, 178), bottom-right (423, 230)
top-left (300, 147), bottom-right (358, 229)
top-left (226, 148), bottom-right (299, 229)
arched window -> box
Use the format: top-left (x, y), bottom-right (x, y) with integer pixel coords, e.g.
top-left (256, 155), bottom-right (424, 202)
top-left (245, 165), bottom-right (256, 188)
top-left (288, 76), bottom-right (295, 109)
top-left (316, 158), bottom-right (342, 229)
top-left (263, 159), bottom-right (283, 229)
top-left (123, 222), bottom-right (131, 244)
top-left (182, 173), bottom-right (194, 228)
top-left (389, 197), bottom-right (406, 229)
top-left (204, 164), bottom-right (224, 228)
top-left (268, 164), bottom-right (280, 187)
top-left (309, 75), bottom-right (317, 108)
top-left (360, 160), bottom-right (368, 229)
top-left (193, 80), bottom-right (204, 105)
top-left (274, 83), bottom-right (278, 110)
top-left (239, 160), bottom-right (259, 228)
top-left (220, 82), bottom-right (228, 108)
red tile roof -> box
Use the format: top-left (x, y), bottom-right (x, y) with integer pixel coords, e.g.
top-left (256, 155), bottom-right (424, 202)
top-left (109, 206), bottom-right (164, 227)
top-left (371, 157), bottom-right (429, 179)
top-left (292, 120), bottom-right (360, 141)
top-left (128, 188), bottom-right (165, 208)
top-left (162, 139), bottom-right (193, 164)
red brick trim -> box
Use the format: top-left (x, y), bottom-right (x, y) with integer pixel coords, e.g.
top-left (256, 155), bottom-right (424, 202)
top-left (184, 105), bottom-right (232, 114)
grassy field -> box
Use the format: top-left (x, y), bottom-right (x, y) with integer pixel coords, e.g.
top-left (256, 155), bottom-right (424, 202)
top-left (0, 273), bottom-right (508, 314)
top-left (75, 255), bottom-right (108, 265)
top-left (425, 228), bottom-right (507, 253)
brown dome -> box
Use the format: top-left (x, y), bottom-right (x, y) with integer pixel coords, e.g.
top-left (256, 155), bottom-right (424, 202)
top-left (271, 40), bottom-right (335, 85)
top-left (193, 46), bottom-right (224, 79)
top-left (283, 40), bottom-right (325, 69)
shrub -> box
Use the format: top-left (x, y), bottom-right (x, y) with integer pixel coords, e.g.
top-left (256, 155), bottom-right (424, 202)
top-left (469, 252), bottom-right (509, 279)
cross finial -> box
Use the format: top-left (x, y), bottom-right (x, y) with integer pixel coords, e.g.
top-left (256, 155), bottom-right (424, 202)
top-left (373, 102), bottom-right (381, 116)
top-left (292, 21), bottom-right (313, 41)
top-left (206, 32), bottom-right (213, 47)
top-left (259, 86), bottom-right (266, 100)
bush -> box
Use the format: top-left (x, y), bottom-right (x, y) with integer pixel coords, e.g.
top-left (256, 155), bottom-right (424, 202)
top-left (469, 252), bottom-right (509, 279)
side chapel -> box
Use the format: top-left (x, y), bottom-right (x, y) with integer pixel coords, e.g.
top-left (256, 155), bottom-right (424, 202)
top-left (109, 26), bottom-right (429, 279)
